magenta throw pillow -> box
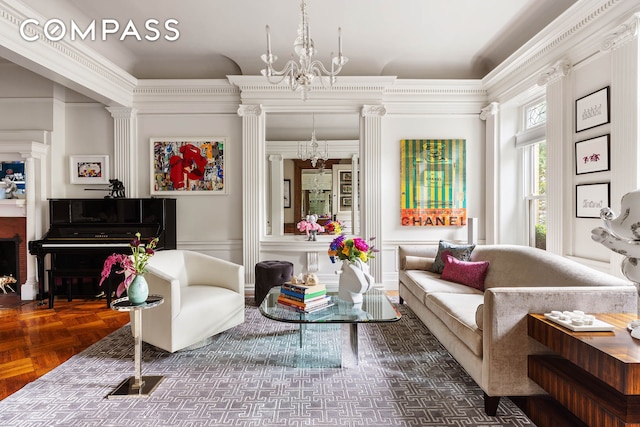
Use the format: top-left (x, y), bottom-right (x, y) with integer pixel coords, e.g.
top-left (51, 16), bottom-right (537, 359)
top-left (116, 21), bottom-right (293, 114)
top-left (440, 253), bottom-right (490, 291)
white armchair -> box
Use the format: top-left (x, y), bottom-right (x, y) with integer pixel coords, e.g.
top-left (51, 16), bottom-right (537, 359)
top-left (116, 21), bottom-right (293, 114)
top-left (131, 250), bottom-right (245, 353)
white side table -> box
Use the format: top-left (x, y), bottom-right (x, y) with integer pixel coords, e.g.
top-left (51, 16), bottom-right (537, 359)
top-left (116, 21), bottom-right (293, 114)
top-left (108, 294), bottom-right (164, 398)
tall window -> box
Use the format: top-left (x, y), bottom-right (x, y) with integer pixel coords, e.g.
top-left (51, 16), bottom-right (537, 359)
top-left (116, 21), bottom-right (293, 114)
top-left (518, 100), bottom-right (547, 249)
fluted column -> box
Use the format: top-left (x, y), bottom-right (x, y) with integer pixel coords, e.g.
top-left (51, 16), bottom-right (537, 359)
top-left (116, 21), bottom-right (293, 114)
top-left (480, 102), bottom-right (499, 244)
top-left (106, 107), bottom-right (137, 197)
top-left (238, 104), bottom-right (265, 285)
top-left (538, 59), bottom-right (571, 255)
top-left (602, 13), bottom-right (640, 273)
top-left (360, 105), bottom-right (386, 284)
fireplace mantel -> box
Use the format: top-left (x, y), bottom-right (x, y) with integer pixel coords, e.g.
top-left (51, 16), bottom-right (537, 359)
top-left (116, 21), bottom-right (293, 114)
top-left (0, 130), bottom-right (50, 299)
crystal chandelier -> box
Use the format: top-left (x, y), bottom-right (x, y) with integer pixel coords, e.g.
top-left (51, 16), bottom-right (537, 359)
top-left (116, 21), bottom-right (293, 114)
top-left (261, 0), bottom-right (348, 100)
top-left (298, 115), bottom-right (328, 168)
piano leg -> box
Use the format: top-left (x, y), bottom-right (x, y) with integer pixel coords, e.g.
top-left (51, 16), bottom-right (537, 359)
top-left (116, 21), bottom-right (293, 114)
top-left (34, 254), bottom-right (49, 307)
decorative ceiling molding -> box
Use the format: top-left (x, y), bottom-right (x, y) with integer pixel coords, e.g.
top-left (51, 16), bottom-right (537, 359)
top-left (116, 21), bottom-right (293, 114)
top-left (537, 59), bottom-right (572, 86)
top-left (484, 0), bottom-right (626, 97)
top-left (0, 130), bottom-right (49, 159)
top-left (480, 102), bottom-right (499, 121)
top-left (601, 12), bottom-right (640, 51)
top-left (0, 0), bottom-right (136, 107)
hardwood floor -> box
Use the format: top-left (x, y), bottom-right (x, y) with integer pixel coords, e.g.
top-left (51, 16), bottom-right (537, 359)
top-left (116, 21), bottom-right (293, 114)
top-left (0, 294), bottom-right (129, 400)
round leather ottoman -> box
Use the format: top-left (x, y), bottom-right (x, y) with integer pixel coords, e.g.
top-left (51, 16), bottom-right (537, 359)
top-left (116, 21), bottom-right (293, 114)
top-left (254, 260), bottom-right (294, 305)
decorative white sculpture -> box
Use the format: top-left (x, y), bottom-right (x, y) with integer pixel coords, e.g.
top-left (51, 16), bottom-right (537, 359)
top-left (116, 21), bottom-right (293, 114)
top-left (592, 188), bottom-right (640, 282)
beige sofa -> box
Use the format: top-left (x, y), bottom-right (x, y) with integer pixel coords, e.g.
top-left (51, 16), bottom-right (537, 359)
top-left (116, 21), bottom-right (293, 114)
top-left (398, 244), bottom-right (637, 415)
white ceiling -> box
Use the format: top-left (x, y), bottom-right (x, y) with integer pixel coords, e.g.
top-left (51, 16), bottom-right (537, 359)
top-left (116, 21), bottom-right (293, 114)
top-left (16, 0), bottom-right (578, 80)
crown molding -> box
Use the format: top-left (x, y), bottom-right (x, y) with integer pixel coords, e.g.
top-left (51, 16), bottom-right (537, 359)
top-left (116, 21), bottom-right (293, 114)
top-left (133, 79), bottom-right (240, 114)
top-left (0, 0), bottom-right (136, 107)
top-left (484, 0), bottom-right (633, 99)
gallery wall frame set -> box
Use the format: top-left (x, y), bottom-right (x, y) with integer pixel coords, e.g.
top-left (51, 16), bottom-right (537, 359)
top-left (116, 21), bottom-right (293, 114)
top-left (69, 155), bottom-right (110, 184)
top-left (575, 86), bottom-right (610, 133)
top-left (576, 182), bottom-right (609, 218)
top-left (151, 137), bottom-right (227, 195)
top-left (575, 134), bottom-right (610, 175)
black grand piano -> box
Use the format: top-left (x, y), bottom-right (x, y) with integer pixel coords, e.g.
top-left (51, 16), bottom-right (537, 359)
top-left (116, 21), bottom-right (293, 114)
top-left (29, 198), bottom-right (176, 308)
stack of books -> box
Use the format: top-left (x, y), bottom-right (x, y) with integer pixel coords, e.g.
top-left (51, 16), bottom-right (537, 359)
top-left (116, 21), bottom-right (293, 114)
top-left (277, 282), bottom-right (333, 313)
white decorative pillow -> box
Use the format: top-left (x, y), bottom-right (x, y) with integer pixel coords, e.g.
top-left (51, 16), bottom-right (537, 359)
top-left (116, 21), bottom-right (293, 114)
top-left (403, 256), bottom-right (435, 271)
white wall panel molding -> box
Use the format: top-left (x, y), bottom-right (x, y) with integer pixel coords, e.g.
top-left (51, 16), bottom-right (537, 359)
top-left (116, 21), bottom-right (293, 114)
top-left (480, 102), bottom-right (500, 244)
top-left (539, 61), bottom-right (572, 255)
top-left (0, 0), bottom-right (136, 107)
top-left (606, 13), bottom-right (640, 273)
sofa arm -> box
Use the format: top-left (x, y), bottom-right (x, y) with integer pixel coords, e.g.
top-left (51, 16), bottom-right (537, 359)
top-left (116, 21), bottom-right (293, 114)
top-left (481, 286), bottom-right (637, 396)
top-left (145, 265), bottom-right (182, 319)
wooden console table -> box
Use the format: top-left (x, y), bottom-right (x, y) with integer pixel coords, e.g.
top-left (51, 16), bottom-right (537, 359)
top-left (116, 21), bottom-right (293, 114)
top-left (528, 313), bottom-right (640, 427)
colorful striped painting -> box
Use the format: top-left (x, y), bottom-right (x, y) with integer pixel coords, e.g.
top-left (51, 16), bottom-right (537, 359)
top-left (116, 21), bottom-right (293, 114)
top-left (400, 139), bottom-right (467, 227)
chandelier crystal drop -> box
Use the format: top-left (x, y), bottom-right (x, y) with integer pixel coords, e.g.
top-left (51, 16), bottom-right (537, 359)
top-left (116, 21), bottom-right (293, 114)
top-left (261, 0), bottom-right (348, 100)
top-left (298, 115), bottom-right (328, 168)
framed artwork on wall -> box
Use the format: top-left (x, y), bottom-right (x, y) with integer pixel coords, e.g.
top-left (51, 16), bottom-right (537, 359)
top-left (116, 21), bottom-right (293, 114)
top-left (575, 134), bottom-right (610, 175)
top-left (575, 86), bottom-right (610, 133)
top-left (151, 137), bottom-right (227, 195)
top-left (69, 155), bottom-right (109, 184)
top-left (576, 182), bottom-right (609, 218)
top-left (400, 139), bottom-right (467, 227)
top-left (284, 179), bottom-right (291, 208)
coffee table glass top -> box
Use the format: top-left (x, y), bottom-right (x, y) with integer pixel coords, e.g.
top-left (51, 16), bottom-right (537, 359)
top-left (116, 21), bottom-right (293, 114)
top-left (259, 287), bottom-right (401, 324)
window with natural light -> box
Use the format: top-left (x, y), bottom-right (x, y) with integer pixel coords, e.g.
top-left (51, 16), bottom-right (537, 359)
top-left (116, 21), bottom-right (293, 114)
top-left (519, 99), bottom-right (547, 250)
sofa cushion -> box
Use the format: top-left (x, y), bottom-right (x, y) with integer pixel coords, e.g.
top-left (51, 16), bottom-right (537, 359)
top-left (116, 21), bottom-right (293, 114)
top-left (440, 254), bottom-right (490, 291)
top-left (429, 240), bottom-right (476, 274)
top-left (404, 256), bottom-right (434, 271)
top-left (401, 269), bottom-right (484, 302)
top-left (425, 292), bottom-right (484, 357)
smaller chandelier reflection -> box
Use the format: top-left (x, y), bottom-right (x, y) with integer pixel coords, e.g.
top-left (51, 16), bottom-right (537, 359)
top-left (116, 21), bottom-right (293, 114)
top-left (261, 0), bottom-right (348, 100)
top-left (298, 115), bottom-right (328, 168)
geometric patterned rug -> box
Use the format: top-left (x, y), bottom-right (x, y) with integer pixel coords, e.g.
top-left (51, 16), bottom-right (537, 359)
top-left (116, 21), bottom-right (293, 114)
top-left (0, 299), bottom-right (535, 426)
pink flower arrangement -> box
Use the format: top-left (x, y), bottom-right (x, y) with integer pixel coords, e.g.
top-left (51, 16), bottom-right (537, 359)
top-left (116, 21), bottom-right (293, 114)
top-left (99, 232), bottom-right (159, 297)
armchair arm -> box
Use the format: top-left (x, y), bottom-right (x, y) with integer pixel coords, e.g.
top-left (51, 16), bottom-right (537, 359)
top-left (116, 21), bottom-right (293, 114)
top-left (145, 265), bottom-right (182, 319)
top-left (184, 252), bottom-right (245, 295)
top-left (481, 285), bottom-right (637, 396)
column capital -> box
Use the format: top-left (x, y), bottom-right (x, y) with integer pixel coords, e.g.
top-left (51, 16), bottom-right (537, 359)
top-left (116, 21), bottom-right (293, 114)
top-left (602, 13), bottom-right (640, 51)
top-left (537, 59), bottom-right (571, 87)
top-left (237, 104), bottom-right (263, 117)
top-left (106, 107), bottom-right (137, 120)
top-left (479, 102), bottom-right (499, 121)
top-left (361, 105), bottom-right (387, 118)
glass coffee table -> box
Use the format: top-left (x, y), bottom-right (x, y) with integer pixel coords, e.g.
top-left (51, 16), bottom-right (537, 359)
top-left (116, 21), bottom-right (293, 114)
top-left (259, 287), bottom-right (401, 367)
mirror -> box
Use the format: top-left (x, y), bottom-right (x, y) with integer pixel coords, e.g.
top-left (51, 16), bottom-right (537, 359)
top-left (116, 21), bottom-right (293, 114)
top-left (265, 113), bottom-right (360, 237)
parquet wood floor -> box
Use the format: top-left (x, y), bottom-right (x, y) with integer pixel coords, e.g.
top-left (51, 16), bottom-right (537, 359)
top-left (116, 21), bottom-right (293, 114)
top-left (0, 295), bottom-right (129, 400)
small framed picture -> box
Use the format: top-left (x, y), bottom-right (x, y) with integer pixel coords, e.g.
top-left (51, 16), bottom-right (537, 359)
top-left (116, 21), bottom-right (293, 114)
top-left (69, 155), bottom-right (109, 184)
top-left (575, 135), bottom-right (610, 175)
top-left (576, 182), bottom-right (609, 218)
top-left (340, 171), bottom-right (352, 182)
top-left (342, 184), bottom-right (352, 194)
top-left (575, 86), bottom-right (610, 132)
top-left (342, 197), bottom-right (352, 207)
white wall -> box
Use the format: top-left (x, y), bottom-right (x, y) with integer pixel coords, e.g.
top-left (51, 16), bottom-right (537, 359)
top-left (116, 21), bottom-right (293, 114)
top-left (382, 114), bottom-right (485, 244)
top-left (136, 112), bottom-right (244, 264)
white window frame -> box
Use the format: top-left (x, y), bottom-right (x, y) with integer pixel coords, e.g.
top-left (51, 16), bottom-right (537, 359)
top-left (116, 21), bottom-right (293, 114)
top-left (516, 97), bottom-right (546, 248)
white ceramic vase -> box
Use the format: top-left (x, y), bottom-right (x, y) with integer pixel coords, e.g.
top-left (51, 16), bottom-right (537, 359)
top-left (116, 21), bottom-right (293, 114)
top-left (338, 259), bottom-right (374, 304)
